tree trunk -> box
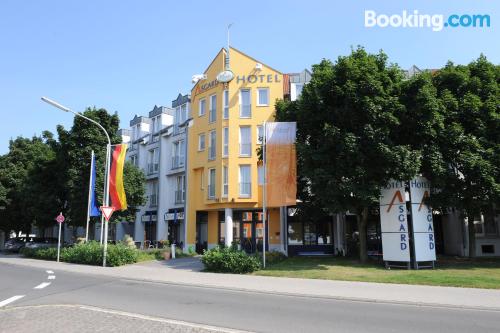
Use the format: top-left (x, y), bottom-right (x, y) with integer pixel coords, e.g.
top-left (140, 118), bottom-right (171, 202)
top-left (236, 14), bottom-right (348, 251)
top-left (467, 212), bottom-right (476, 258)
top-left (357, 207), bottom-right (369, 263)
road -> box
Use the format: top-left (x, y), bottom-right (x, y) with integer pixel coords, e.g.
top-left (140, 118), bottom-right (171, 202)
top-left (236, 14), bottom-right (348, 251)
top-left (0, 263), bottom-right (499, 333)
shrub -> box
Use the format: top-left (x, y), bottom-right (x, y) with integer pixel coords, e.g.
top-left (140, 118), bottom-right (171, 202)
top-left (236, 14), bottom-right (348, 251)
top-left (105, 243), bottom-right (138, 266)
top-left (256, 251), bottom-right (287, 265)
top-left (61, 241), bottom-right (103, 265)
top-left (21, 247), bottom-right (57, 260)
top-left (122, 234), bottom-right (136, 249)
top-left (202, 246), bottom-right (261, 274)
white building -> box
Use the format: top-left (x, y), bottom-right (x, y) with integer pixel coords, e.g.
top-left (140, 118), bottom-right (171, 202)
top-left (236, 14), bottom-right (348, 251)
top-left (116, 95), bottom-right (190, 248)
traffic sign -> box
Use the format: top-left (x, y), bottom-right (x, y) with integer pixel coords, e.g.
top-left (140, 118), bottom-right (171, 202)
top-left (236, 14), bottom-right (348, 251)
top-left (100, 206), bottom-right (115, 222)
top-left (55, 213), bottom-right (65, 223)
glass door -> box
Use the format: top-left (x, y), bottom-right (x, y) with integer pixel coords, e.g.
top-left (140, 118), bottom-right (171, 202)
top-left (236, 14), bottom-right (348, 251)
top-left (241, 222), bottom-right (253, 253)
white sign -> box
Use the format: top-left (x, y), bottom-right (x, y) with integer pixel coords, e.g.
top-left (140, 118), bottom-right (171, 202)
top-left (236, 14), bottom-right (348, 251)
top-left (380, 180), bottom-right (410, 262)
top-left (164, 212), bottom-right (184, 221)
top-left (141, 214), bottom-right (157, 222)
top-left (216, 70), bottom-right (234, 83)
top-left (100, 206), bottom-right (115, 222)
top-left (410, 177), bottom-right (436, 261)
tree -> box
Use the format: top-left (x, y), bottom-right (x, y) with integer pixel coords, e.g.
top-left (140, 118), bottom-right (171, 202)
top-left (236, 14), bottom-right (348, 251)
top-left (427, 56), bottom-right (499, 257)
top-left (0, 134), bottom-right (59, 235)
top-left (276, 47), bottom-right (420, 262)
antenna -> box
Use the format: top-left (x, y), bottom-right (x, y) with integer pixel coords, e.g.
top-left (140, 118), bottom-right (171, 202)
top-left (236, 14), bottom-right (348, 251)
top-left (226, 23), bottom-right (233, 70)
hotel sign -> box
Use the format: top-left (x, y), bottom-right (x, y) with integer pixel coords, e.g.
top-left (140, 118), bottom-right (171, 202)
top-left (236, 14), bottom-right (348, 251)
top-left (409, 176), bottom-right (436, 262)
top-left (379, 180), bottom-right (410, 262)
top-left (193, 73), bottom-right (281, 96)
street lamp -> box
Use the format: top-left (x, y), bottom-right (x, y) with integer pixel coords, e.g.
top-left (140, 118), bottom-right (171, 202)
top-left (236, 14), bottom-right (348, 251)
top-left (41, 97), bottom-right (112, 267)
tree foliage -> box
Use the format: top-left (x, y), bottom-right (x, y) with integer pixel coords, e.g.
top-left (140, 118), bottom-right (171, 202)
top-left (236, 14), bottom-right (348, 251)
top-left (276, 47), bottom-right (421, 262)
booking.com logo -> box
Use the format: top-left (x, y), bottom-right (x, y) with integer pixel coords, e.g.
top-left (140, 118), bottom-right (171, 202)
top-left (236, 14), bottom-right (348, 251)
top-left (365, 10), bottom-right (491, 31)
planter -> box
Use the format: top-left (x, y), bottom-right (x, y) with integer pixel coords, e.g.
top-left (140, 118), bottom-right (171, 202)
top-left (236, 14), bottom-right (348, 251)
top-left (163, 251), bottom-right (171, 260)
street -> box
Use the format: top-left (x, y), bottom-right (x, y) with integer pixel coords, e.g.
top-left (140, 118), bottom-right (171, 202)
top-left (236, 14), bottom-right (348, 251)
top-left (0, 263), bottom-right (499, 333)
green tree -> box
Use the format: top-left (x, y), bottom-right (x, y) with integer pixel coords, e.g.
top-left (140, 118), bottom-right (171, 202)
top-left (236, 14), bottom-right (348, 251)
top-left (0, 133), bottom-right (59, 235)
top-left (428, 56), bottom-right (499, 257)
top-left (276, 48), bottom-right (420, 262)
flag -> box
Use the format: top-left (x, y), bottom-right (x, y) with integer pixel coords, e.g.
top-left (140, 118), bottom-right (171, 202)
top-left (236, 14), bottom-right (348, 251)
top-left (265, 122), bottom-right (297, 207)
top-left (109, 144), bottom-right (128, 211)
top-left (89, 152), bottom-right (100, 216)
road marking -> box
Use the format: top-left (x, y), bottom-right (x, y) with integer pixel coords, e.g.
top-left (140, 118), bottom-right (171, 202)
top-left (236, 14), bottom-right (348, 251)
top-left (46, 270), bottom-right (54, 274)
top-left (48, 275), bottom-right (56, 280)
top-left (34, 282), bottom-right (51, 289)
top-left (79, 305), bottom-right (254, 333)
top-left (0, 295), bottom-right (25, 308)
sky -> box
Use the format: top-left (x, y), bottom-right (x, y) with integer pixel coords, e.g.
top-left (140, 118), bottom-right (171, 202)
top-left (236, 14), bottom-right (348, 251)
top-left (0, 0), bottom-right (498, 153)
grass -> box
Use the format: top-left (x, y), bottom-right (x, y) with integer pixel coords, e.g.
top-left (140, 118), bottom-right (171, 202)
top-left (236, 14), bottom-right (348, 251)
top-left (254, 256), bottom-right (500, 289)
top-left (135, 248), bottom-right (197, 262)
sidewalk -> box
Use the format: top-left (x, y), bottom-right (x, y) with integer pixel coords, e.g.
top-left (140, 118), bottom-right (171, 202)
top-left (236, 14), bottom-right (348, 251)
top-left (1, 254), bottom-right (500, 311)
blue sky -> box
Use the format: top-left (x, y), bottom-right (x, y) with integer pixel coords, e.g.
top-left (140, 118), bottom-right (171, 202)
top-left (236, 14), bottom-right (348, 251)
top-left (0, 0), bottom-right (497, 153)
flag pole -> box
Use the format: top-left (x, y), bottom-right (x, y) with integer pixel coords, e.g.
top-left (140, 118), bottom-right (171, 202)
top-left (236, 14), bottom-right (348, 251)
top-left (85, 150), bottom-right (94, 242)
top-left (262, 122), bottom-right (267, 268)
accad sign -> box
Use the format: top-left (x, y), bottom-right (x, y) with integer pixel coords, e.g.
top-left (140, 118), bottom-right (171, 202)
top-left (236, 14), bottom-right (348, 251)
top-left (364, 10), bottom-right (491, 32)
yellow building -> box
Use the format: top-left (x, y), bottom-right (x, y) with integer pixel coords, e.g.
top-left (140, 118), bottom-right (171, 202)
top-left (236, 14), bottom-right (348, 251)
top-left (186, 47), bottom-right (285, 253)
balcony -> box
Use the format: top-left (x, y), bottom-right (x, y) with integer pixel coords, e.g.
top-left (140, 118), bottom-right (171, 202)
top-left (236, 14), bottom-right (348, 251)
top-left (175, 190), bottom-right (185, 204)
top-left (239, 182), bottom-right (251, 197)
top-left (171, 156), bottom-right (184, 169)
top-left (147, 163), bottom-right (159, 175)
top-left (208, 146), bottom-right (216, 160)
top-left (239, 143), bottom-right (252, 157)
top-left (240, 104), bottom-right (251, 118)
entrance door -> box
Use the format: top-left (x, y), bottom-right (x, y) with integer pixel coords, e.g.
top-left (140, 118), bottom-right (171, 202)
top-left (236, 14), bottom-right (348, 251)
top-left (196, 222), bottom-right (208, 254)
top-left (241, 222), bottom-right (254, 253)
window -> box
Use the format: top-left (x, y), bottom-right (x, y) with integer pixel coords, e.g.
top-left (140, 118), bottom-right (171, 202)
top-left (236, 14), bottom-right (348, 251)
top-left (209, 94), bottom-right (217, 123)
top-left (150, 180), bottom-right (159, 206)
top-left (208, 130), bottom-right (216, 160)
top-left (288, 222), bottom-right (303, 245)
top-left (199, 99), bottom-right (206, 117)
top-left (151, 117), bottom-right (157, 134)
top-left (239, 89), bottom-right (251, 118)
top-left (172, 140), bottom-right (185, 169)
top-left (258, 165), bottom-right (264, 185)
top-left (223, 127), bottom-right (229, 157)
top-left (148, 148), bottom-right (159, 174)
top-left (132, 124), bottom-right (140, 141)
top-left (257, 125), bottom-right (264, 144)
top-left (222, 166), bottom-right (228, 197)
top-left (473, 215), bottom-right (484, 235)
top-left (257, 88), bottom-right (269, 106)
top-left (239, 126), bottom-right (251, 156)
top-left (239, 165), bottom-right (251, 197)
top-left (208, 168), bottom-right (216, 199)
top-left (223, 90), bottom-right (229, 119)
top-left (295, 84), bottom-right (304, 99)
top-left (181, 104), bottom-right (187, 123)
top-left (198, 133), bottom-right (205, 151)
top-left (130, 155), bottom-right (137, 167)
top-left (175, 175), bottom-right (185, 204)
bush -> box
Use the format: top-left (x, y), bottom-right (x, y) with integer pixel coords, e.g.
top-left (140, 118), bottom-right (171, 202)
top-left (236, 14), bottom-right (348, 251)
top-left (61, 241), bottom-right (103, 265)
top-left (105, 243), bottom-right (138, 266)
top-left (255, 251), bottom-right (287, 265)
top-left (21, 247), bottom-right (57, 260)
top-left (202, 246), bottom-right (261, 274)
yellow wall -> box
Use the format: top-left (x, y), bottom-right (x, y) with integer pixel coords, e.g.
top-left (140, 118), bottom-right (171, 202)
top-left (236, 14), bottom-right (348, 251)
top-left (186, 47), bottom-right (284, 246)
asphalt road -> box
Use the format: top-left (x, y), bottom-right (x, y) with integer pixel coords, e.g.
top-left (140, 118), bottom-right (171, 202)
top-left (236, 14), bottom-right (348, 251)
top-left (0, 263), bottom-right (499, 333)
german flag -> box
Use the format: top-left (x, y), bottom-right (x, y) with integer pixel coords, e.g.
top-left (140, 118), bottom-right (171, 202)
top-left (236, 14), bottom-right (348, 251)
top-left (109, 144), bottom-right (128, 211)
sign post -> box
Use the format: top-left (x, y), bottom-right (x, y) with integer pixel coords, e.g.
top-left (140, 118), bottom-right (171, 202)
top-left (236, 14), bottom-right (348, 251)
top-left (100, 206), bottom-right (115, 267)
top-left (55, 212), bottom-right (65, 262)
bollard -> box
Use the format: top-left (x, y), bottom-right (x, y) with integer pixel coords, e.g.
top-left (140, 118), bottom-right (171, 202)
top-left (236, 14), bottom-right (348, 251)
top-left (171, 243), bottom-right (176, 259)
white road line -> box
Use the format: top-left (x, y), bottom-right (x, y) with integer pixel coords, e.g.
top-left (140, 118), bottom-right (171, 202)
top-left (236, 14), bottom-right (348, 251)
top-left (46, 270), bottom-right (54, 274)
top-left (34, 282), bottom-right (51, 289)
top-left (48, 275), bottom-right (56, 280)
top-left (0, 295), bottom-right (25, 308)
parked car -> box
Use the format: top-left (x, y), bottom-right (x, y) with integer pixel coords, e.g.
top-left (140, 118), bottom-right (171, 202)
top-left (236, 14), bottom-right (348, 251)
top-left (4, 237), bottom-right (32, 252)
top-left (25, 237), bottom-right (58, 250)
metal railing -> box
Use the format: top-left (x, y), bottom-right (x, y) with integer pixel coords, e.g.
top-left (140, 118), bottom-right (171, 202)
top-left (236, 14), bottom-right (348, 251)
top-left (239, 182), bottom-right (251, 197)
top-left (175, 190), bottom-right (185, 204)
top-left (147, 163), bottom-right (159, 174)
top-left (208, 145), bottom-right (216, 160)
top-left (149, 194), bottom-right (158, 207)
top-left (239, 143), bottom-right (252, 156)
top-left (207, 185), bottom-right (215, 199)
top-left (240, 104), bottom-right (251, 118)
top-left (171, 156), bottom-right (184, 169)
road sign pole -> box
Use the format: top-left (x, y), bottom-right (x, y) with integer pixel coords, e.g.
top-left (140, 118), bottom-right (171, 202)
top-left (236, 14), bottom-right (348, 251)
top-left (57, 219), bottom-right (62, 262)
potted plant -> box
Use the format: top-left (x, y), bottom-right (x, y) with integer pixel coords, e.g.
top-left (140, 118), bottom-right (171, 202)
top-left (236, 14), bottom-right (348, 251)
top-left (162, 249), bottom-right (171, 260)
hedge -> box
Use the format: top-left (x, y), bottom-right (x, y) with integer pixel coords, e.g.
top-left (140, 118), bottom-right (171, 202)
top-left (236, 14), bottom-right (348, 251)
top-left (202, 246), bottom-right (261, 273)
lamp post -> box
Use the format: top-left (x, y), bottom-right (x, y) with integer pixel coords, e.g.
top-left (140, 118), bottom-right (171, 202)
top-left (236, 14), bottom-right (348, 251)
top-left (41, 97), bottom-right (112, 267)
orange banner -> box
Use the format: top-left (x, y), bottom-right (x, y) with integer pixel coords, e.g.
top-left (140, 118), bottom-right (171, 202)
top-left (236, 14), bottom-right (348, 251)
top-left (265, 122), bottom-right (297, 207)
